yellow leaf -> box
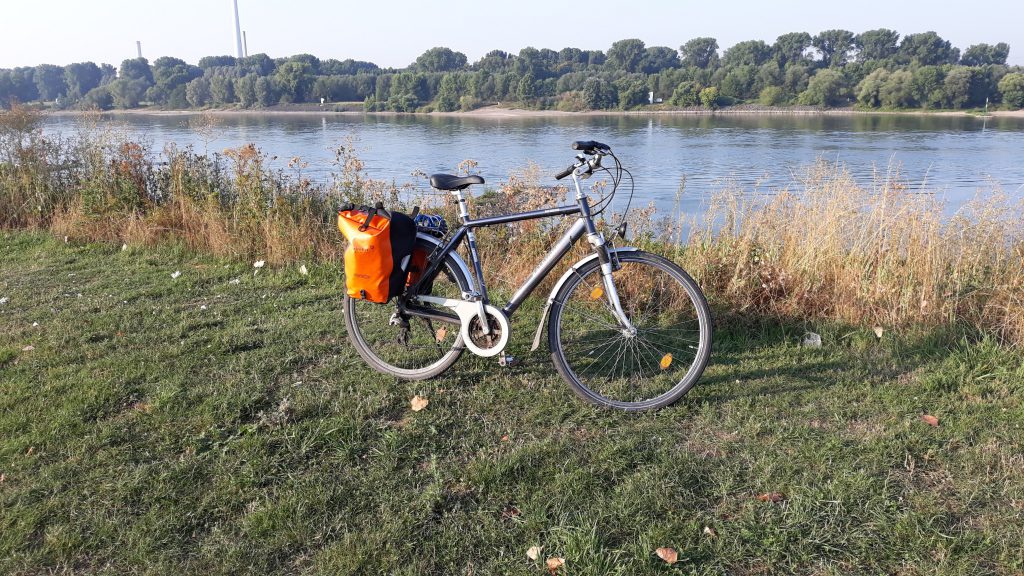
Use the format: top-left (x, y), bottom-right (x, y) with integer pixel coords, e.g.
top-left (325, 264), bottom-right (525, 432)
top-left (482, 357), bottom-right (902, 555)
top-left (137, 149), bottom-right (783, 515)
top-left (526, 545), bottom-right (542, 560)
top-left (920, 414), bottom-right (939, 427)
top-left (703, 526), bottom-right (717, 538)
top-left (545, 557), bottom-right (565, 573)
top-left (410, 395), bottom-right (429, 412)
top-left (435, 326), bottom-right (447, 342)
top-left (655, 547), bottom-right (678, 565)
top-left (659, 353), bottom-right (673, 370)
top-left (756, 492), bottom-right (785, 503)
top-left (873, 326), bottom-right (884, 338)
top-left (590, 286), bottom-right (604, 300)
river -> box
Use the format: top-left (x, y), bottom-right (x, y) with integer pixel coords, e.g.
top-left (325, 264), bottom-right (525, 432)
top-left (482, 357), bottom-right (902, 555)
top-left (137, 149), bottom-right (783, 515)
top-left (40, 112), bottom-right (1024, 217)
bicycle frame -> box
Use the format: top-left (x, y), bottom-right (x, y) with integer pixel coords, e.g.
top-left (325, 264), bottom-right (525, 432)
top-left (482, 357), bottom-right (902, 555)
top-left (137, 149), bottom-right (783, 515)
top-left (403, 169), bottom-right (635, 339)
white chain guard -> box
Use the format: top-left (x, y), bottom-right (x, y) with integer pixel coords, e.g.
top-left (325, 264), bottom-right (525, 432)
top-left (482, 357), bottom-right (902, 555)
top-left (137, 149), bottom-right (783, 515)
top-left (413, 296), bottom-right (510, 357)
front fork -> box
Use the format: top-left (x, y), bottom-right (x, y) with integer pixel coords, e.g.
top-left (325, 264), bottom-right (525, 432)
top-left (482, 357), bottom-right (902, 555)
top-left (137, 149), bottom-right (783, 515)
top-left (588, 232), bottom-right (637, 336)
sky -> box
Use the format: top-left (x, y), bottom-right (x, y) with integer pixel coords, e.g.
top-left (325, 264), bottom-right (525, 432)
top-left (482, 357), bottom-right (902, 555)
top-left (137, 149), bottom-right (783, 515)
top-left (1, 0), bottom-right (1021, 69)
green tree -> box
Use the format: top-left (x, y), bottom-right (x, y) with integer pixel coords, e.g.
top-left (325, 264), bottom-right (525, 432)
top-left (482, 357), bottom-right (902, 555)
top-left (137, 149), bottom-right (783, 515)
top-left (617, 78), bottom-right (648, 109)
top-left (581, 77), bottom-right (616, 109)
top-left (516, 72), bottom-right (537, 102)
top-left (81, 86), bottom-right (113, 110)
top-left (185, 78), bottom-right (211, 107)
top-left (119, 58), bottom-right (153, 85)
top-left (109, 78), bottom-right (147, 109)
top-left (812, 30), bottom-right (855, 67)
top-left (720, 65), bottom-right (758, 100)
top-left (997, 72), bottom-right (1024, 108)
top-left (435, 73), bottom-right (460, 111)
top-left (699, 86), bottom-right (720, 109)
top-left (855, 68), bottom-right (890, 107)
top-left (680, 37), bottom-right (720, 69)
top-left (641, 46), bottom-right (680, 74)
top-left (943, 67), bottom-right (976, 109)
top-left (274, 61), bottom-right (313, 103)
top-left (783, 64), bottom-right (811, 97)
top-left (34, 64), bottom-right (67, 101)
top-left (198, 55), bottom-right (237, 70)
top-left (961, 43), bottom-right (1011, 66)
top-left (209, 75), bottom-right (235, 105)
top-left (254, 76), bottom-right (276, 107)
top-left (669, 81), bottom-right (700, 107)
top-left (773, 32), bottom-right (812, 67)
top-left (911, 66), bottom-right (945, 108)
top-left (880, 70), bottom-right (916, 108)
top-left (414, 47), bottom-right (467, 72)
top-left (854, 29), bottom-right (900, 61)
top-left (898, 32), bottom-right (959, 66)
top-left (798, 69), bottom-right (848, 106)
top-left (63, 62), bottom-right (102, 100)
top-left (722, 40), bottom-right (772, 68)
top-left (238, 53), bottom-right (275, 76)
top-left (758, 85), bottom-right (786, 106)
top-left (150, 57), bottom-right (198, 105)
top-left (607, 39), bottom-right (647, 73)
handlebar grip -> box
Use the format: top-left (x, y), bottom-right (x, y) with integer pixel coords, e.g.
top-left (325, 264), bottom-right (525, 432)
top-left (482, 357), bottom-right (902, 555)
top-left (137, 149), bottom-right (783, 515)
top-left (554, 164), bottom-right (575, 180)
top-left (571, 140), bottom-right (611, 153)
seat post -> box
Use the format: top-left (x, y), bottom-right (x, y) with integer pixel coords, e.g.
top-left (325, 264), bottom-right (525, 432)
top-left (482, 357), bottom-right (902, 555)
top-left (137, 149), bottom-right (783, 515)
top-left (452, 189), bottom-right (471, 223)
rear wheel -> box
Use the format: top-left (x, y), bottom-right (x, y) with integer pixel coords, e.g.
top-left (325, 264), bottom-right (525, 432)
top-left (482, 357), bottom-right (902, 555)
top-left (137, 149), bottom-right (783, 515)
top-left (343, 238), bottom-right (469, 380)
top-left (548, 250), bottom-right (712, 411)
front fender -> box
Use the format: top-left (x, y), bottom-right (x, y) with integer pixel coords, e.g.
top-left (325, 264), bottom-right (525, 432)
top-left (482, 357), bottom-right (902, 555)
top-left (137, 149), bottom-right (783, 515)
top-left (529, 247), bottom-right (640, 351)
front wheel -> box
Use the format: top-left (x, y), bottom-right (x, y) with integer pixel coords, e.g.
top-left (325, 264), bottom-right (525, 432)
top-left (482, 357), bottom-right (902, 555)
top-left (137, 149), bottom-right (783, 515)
top-left (548, 250), bottom-right (712, 411)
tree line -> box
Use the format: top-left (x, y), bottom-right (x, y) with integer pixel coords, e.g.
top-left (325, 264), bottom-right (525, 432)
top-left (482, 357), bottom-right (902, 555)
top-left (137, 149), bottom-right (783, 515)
top-left (2, 30), bottom-right (1023, 112)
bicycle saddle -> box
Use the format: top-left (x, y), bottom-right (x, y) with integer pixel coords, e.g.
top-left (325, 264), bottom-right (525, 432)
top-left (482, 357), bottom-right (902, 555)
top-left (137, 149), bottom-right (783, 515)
top-left (429, 174), bottom-right (485, 191)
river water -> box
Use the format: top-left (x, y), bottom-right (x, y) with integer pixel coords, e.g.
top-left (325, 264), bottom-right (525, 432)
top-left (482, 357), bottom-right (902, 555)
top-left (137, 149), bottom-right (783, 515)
top-left (41, 112), bottom-right (1024, 217)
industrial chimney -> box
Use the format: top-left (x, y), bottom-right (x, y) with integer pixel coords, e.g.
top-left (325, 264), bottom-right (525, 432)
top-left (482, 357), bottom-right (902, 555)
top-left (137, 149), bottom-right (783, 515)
top-left (232, 0), bottom-right (244, 59)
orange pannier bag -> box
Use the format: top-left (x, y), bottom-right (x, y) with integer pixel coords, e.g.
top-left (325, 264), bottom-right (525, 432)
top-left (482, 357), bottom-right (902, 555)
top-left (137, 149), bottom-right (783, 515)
top-left (337, 203), bottom-right (416, 303)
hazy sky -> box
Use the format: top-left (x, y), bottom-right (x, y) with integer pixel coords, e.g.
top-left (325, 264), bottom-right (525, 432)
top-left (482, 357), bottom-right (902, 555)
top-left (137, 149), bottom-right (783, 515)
top-left (1, 0), bottom-right (1021, 68)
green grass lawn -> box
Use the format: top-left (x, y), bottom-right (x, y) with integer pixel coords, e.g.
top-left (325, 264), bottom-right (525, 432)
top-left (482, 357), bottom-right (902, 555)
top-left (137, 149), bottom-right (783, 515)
top-left (1, 231), bottom-right (1022, 575)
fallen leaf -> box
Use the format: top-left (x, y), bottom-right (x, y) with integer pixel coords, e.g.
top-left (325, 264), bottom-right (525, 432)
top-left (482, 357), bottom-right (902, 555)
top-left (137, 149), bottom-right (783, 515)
top-left (920, 414), bottom-right (939, 427)
top-left (121, 243), bottom-right (128, 251)
top-left (0, 297), bottom-right (8, 304)
top-left (435, 326), bottom-right (447, 342)
top-left (170, 271), bottom-right (181, 279)
top-left (660, 353), bottom-right (673, 370)
top-left (873, 326), bottom-right (884, 338)
top-left (32, 322), bottom-right (39, 327)
top-left (0, 473), bottom-right (5, 484)
top-left (703, 526), bottom-right (717, 538)
top-left (526, 545), bottom-right (542, 560)
top-left (22, 345), bottom-right (34, 352)
top-left (545, 557), bottom-right (565, 573)
top-left (500, 504), bottom-right (521, 519)
top-left (26, 447), bottom-right (34, 456)
top-left (500, 434), bottom-right (510, 442)
top-left (229, 278), bottom-right (241, 285)
top-left (655, 547), bottom-right (678, 565)
top-left (590, 286), bottom-right (604, 300)
top-left (253, 260), bottom-right (266, 269)
top-left (757, 492), bottom-right (786, 503)
top-left (299, 264), bottom-right (309, 276)
top-left (410, 395), bottom-right (429, 412)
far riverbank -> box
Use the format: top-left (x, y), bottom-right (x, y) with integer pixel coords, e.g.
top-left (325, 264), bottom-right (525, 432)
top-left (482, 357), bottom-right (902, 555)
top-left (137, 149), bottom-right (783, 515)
top-left (43, 104), bottom-right (1024, 119)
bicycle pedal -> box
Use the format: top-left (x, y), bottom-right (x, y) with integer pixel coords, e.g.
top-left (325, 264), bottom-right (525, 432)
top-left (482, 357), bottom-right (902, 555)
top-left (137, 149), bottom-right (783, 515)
top-left (498, 353), bottom-right (520, 367)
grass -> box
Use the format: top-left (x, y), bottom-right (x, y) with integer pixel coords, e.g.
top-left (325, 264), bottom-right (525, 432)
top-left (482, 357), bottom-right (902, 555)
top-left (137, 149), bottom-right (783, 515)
top-left (2, 231), bottom-right (1024, 574)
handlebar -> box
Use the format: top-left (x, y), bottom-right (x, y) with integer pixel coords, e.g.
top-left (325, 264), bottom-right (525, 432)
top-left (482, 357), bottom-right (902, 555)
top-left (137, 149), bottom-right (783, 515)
top-left (571, 140), bottom-right (611, 154)
top-left (555, 141), bottom-right (612, 180)
top-left (554, 164), bottom-right (575, 180)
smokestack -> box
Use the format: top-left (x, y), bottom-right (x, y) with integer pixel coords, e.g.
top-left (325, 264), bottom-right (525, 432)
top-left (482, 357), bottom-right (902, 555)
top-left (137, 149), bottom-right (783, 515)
top-left (136, 41), bottom-right (142, 59)
top-left (243, 31), bottom-right (249, 57)
top-left (232, 0), bottom-right (243, 59)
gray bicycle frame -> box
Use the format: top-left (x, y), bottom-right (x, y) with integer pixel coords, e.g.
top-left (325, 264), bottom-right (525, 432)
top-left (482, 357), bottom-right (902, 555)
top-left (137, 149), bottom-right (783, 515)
top-left (405, 167), bottom-right (634, 333)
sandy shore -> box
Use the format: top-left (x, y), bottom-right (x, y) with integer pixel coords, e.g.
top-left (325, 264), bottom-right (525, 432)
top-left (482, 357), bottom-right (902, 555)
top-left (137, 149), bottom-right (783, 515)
top-left (45, 105), bottom-right (1024, 119)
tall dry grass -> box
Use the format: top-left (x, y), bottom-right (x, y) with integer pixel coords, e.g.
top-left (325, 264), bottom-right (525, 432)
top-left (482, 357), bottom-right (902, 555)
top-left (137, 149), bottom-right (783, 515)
top-left (2, 105), bottom-right (1022, 345)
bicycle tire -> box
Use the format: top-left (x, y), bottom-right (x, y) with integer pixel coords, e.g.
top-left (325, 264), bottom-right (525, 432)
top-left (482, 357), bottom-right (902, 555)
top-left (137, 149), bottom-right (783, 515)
top-left (343, 238), bottom-right (470, 380)
top-left (548, 250), bottom-right (712, 411)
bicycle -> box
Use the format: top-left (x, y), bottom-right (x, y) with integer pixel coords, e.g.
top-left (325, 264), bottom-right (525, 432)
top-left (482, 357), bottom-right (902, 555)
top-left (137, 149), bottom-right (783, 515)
top-left (343, 141), bottom-right (712, 411)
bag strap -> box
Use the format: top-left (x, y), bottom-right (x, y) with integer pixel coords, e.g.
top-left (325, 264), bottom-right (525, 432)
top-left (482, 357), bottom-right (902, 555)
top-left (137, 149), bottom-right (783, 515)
top-left (359, 205), bottom-right (378, 231)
